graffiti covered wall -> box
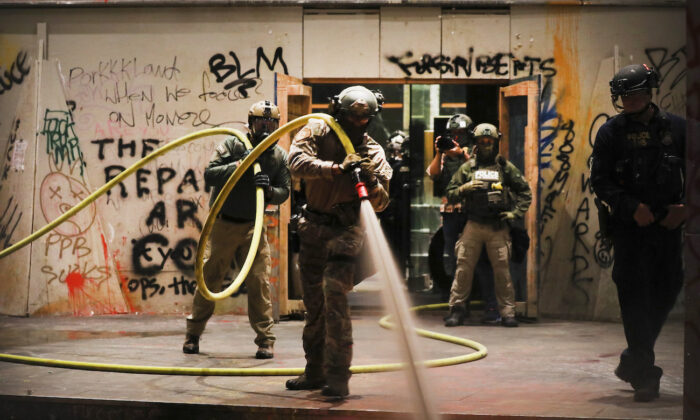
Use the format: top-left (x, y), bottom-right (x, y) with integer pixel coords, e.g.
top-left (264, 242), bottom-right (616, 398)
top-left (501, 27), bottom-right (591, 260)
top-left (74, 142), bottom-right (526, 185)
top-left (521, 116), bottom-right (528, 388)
top-left (0, 7), bottom-right (301, 315)
top-left (0, 5), bottom-right (686, 320)
top-left (511, 6), bottom-right (686, 319)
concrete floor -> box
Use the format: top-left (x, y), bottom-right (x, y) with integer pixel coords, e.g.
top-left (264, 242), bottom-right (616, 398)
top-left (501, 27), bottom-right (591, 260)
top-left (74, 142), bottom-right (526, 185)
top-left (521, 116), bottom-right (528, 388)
top-left (0, 300), bottom-right (684, 420)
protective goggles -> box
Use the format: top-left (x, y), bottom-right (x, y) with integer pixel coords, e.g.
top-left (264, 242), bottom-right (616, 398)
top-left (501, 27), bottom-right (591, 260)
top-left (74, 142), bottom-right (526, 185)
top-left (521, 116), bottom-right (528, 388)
top-left (251, 117), bottom-right (279, 133)
top-left (476, 137), bottom-right (496, 146)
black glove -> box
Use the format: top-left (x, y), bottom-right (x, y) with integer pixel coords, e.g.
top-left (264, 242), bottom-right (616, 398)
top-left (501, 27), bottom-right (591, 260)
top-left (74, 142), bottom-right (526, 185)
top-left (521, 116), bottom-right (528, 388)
top-left (253, 172), bottom-right (272, 199)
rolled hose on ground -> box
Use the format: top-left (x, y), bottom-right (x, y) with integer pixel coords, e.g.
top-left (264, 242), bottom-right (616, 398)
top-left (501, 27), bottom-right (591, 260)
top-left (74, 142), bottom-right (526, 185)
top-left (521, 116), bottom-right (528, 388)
top-left (0, 113), bottom-right (488, 375)
top-left (0, 303), bottom-right (486, 375)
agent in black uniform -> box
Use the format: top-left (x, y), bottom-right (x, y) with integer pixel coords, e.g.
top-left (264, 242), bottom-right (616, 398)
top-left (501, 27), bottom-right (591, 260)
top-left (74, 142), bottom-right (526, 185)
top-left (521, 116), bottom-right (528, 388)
top-left (591, 64), bottom-right (686, 402)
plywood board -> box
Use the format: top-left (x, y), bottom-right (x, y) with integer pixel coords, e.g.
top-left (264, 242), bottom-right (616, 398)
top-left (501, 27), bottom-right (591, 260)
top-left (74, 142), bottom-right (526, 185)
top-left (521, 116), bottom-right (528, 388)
top-left (380, 7), bottom-right (441, 79)
top-left (304, 11), bottom-right (379, 78)
top-left (441, 12), bottom-right (511, 80)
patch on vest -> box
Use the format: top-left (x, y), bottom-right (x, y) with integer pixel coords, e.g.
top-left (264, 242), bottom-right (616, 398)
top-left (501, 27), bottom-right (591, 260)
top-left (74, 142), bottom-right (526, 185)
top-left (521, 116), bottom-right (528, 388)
top-left (626, 131), bottom-right (651, 147)
top-left (474, 169), bottom-right (500, 182)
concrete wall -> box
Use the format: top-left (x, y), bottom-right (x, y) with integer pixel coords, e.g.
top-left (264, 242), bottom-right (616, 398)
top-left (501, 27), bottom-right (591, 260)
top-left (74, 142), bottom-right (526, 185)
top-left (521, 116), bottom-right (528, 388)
top-left (0, 5), bottom-right (685, 319)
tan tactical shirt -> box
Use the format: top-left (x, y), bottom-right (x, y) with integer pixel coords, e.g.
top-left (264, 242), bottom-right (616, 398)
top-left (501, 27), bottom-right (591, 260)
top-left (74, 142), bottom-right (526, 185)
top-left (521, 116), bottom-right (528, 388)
top-left (289, 118), bottom-right (392, 214)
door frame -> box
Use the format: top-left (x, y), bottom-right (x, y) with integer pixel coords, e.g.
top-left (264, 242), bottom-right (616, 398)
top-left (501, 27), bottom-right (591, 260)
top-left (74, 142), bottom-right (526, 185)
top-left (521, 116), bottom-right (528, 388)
top-left (498, 78), bottom-right (540, 318)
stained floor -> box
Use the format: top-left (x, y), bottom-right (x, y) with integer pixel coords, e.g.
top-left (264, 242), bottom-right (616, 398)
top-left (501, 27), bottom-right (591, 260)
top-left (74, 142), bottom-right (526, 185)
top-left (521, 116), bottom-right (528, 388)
top-left (0, 299), bottom-right (684, 420)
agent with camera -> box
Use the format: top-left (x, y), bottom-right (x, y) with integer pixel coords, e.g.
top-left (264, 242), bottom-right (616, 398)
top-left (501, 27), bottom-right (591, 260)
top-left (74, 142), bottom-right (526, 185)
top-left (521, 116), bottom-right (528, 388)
top-left (426, 114), bottom-right (472, 292)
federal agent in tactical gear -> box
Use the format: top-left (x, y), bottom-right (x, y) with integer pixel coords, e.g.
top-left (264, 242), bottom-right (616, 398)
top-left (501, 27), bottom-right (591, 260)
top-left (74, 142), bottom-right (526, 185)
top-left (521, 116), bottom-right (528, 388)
top-left (591, 64), bottom-right (686, 402)
top-left (183, 100), bottom-right (290, 359)
top-left (444, 123), bottom-right (532, 328)
top-left (248, 99), bottom-right (282, 151)
top-left (286, 86), bottom-right (392, 398)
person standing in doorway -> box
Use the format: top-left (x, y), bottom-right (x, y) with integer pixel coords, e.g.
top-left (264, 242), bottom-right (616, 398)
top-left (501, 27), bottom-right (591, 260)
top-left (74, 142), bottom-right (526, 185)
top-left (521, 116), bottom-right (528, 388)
top-left (444, 123), bottom-right (531, 328)
top-left (427, 114), bottom-right (500, 323)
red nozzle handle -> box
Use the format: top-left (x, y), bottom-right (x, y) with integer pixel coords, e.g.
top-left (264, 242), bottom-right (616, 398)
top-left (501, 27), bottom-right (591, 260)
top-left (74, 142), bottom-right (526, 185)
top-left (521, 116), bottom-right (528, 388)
top-left (355, 182), bottom-right (369, 200)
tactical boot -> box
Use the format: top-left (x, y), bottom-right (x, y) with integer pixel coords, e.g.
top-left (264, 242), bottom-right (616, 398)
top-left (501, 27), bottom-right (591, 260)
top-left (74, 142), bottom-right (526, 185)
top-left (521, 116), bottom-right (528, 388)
top-left (501, 316), bottom-right (519, 327)
top-left (321, 383), bottom-right (349, 398)
top-left (444, 305), bottom-right (466, 327)
top-left (633, 366), bottom-right (663, 402)
top-left (255, 345), bottom-right (274, 359)
top-left (614, 362), bottom-right (635, 383)
top-left (285, 374), bottom-right (326, 390)
top-left (182, 334), bottom-right (200, 354)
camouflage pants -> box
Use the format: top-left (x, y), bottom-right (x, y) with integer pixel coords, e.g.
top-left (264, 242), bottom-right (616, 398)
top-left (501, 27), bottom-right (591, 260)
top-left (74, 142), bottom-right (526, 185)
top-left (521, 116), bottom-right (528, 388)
top-left (297, 216), bottom-right (364, 389)
top-left (186, 218), bottom-right (275, 348)
top-left (450, 221), bottom-right (515, 318)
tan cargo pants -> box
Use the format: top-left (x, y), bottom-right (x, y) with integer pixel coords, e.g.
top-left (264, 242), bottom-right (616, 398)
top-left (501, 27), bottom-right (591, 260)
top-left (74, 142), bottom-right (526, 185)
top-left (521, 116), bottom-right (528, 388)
top-left (449, 220), bottom-right (515, 318)
top-left (186, 218), bottom-right (275, 348)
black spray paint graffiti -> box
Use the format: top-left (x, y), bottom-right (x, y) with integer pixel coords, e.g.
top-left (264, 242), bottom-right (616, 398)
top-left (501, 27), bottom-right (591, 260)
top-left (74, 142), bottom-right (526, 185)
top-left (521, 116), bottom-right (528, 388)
top-left (645, 46), bottom-right (687, 113)
top-left (0, 196), bottom-right (22, 250)
top-left (0, 50), bottom-right (31, 95)
top-left (127, 274), bottom-right (245, 301)
top-left (68, 56), bottom-right (180, 87)
top-left (386, 49), bottom-right (556, 78)
top-left (130, 198), bottom-right (203, 276)
top-left (571, 197), bottom-right (594, 304)
top-left (207, 46), bottom-right (288, 98)
top-left (41, 109), bottom-right (87, 176)
top-left (90, 138), bottom-right (201, 199)
top-left (539, 118), bottom-right (575, 231)
top-left (1, 118), bottom-right (22, 192)
top-left (131, 233), bottom-right (198, 276)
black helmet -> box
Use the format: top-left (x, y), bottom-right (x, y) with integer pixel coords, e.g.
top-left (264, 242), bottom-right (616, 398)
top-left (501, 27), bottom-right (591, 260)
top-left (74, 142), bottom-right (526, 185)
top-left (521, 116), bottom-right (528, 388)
top-left (610, 64), bottom-right (658, 98)
top-left (446, 114), bottom-right (473, 132)
top-left (329, 86), bottom-right (383, 119)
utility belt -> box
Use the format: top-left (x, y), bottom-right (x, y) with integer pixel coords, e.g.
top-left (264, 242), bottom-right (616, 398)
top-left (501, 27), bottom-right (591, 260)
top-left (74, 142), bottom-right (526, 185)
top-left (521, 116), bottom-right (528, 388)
top-left (218, 213), bottom-right (254, 224)
top-left (302, 203), bottom-right (358, 227)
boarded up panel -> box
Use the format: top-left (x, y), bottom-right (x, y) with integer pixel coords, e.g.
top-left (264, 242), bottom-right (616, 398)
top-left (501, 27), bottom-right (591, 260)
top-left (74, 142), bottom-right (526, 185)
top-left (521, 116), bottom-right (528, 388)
top-left (27, 61), bottom-right (128, 315)
top-left (441, 12), bottom-right (511, 80)
top-left (48, 7), bottom-right (302, 314)
top-left (0, 7), bottom-right (302, 315)
top-left (0, 58), bottom-right (37, 316)
top-left (304, 11), bottom-right (379, 78)
top-left (380, 7), bottom-right (441, 79)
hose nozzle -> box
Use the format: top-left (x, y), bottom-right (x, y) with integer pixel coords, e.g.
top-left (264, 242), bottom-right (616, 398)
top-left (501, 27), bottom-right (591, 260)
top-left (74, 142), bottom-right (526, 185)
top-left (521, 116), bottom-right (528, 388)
top-left (352, 167), bottom-right (369, 200)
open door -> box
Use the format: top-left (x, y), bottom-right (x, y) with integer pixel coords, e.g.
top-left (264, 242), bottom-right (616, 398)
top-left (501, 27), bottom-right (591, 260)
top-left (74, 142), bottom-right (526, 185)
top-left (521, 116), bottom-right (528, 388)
top-left (498, 77), bottom-right (540, 318)
top-left (275, 73), bottom-right (311, 317)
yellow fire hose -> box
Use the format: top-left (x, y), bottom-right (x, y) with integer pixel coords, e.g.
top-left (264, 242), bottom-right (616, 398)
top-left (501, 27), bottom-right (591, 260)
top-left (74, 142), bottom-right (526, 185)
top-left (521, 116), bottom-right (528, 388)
top-left (0, 113), bottom-right (487, 375)
top-left (0, 303), bottom-right (485, 375)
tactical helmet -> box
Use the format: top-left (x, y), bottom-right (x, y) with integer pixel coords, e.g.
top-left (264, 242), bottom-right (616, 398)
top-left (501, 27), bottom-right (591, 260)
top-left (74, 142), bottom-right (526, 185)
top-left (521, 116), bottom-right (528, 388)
top-left (387, 130), bottom-right (408, 158)
top-left (248, 100), bottom-right (280, 146)
top-left (389, 130), bottom-right (408, 146)
top-left (472, 123), bottom-right (501, 140)
top-left (472, 123), bottom-right (500, 164)
top-left (329, 86), bottom-right (383, 119)
top-left (610, 64), bottom-right (658, 98)
top-left (446, 114), bottom-right (473, 132)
